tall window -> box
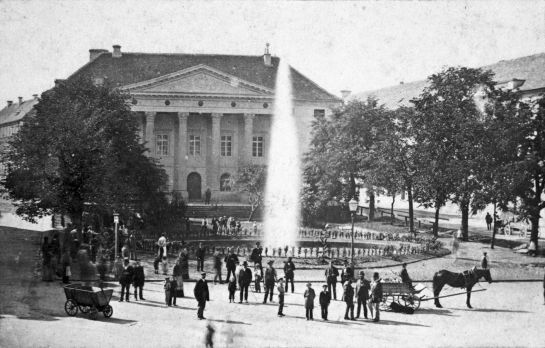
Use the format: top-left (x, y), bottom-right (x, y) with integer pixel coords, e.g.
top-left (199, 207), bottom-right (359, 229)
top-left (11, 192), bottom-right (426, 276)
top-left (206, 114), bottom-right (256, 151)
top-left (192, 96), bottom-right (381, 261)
top-left (156, 134), bottom-right (169, 156)
top-left (189, 135), bottom-right (201, 156)
top-left (221, 135), bottom-right (232, 156)
top-left (252, 136), bottom-right (264, 157)
top-left (220, 173), bottom-right (231, 192)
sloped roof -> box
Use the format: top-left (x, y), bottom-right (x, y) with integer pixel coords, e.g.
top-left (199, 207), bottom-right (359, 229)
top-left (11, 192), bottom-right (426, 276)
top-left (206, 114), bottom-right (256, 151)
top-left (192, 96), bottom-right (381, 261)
top-left (357, 52), bottom-right (545, 109)
top-left (69, 52), bottom-right (340, 102)
top-left (0, 99), bottom-right (38, 126)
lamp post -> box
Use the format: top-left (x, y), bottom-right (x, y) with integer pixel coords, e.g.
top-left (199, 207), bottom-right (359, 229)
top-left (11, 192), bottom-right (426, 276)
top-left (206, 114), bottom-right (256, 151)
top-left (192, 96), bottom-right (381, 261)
top-left (113, 213), bottom-right (119, 260)
top-left (348, 198), bottom-right (358, 277)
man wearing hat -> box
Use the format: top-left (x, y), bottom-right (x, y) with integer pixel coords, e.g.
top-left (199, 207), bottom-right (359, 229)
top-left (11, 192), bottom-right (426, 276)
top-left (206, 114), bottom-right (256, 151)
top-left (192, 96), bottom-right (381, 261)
top-left (369, 272), bottom-right (382, 322)
top-left (194, 272), bottom-right (210, 320)
top-left (283, 257), bottom-right (296, 293)
top-left (277, 277), bottom-right (285, 317)
top-left (355, 271), bottom-right (370, 319)
top-left (263, 260), bottom-right (277, 304)
top-left (319, 284), bottom-right (331, 321)
top-left (119, 258), bottom-right (134, 302)
top-left (343, 278), bottom-right (355, 320)
top-left (238, 261), bottom-right (252, 303)
top-left (324, 261), bottom-right (339, 300)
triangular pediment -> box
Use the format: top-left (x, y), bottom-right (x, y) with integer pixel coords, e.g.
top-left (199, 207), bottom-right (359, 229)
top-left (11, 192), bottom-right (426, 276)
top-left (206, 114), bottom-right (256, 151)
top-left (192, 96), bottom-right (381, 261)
top-left (121, 64), bottom-right (273, 96)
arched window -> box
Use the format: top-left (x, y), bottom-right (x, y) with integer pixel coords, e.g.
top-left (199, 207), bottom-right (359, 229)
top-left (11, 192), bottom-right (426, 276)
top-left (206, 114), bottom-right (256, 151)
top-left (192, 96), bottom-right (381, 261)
top-left (220, 173), bottom-right (231, 192)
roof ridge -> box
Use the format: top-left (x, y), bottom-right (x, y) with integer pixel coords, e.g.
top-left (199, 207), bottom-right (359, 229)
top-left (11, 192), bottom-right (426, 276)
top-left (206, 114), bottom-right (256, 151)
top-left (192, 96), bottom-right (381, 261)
top-left (112, 52), bottom-right (269, 58)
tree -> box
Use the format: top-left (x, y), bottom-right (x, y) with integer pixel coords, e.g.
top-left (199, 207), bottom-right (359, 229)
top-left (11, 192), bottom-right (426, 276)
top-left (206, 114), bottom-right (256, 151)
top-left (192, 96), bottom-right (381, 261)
top-left (2, 77), bottom-right (167, 227)
top-left (233, 164), bottom-right (266, 221)
top-left (411, 67), bottom-right (497, 240)
top-left (302, 98), bottom-right (389, 224)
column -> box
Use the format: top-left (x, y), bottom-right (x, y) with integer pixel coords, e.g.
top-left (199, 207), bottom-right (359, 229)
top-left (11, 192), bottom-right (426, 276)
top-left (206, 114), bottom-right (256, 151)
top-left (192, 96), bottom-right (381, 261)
top-left (209, 113), bottom-right (223, 192)
top-left (243, 113), bottom-right (255, 163)
top-left (144, 112), bottom-right (155, 154)
top-left (177, 112), bottom-right (189, 193)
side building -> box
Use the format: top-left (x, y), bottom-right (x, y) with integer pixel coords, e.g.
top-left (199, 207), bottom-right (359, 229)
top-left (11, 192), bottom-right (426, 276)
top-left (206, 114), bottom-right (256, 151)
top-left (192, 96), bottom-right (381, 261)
top-left (64, 45), bottom-right (340, 202)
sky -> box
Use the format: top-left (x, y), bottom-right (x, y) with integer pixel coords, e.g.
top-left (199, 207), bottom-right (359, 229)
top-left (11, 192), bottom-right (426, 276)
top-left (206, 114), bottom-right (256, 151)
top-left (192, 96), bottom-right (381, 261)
top-left (1, 0), bottom-right (545, 104)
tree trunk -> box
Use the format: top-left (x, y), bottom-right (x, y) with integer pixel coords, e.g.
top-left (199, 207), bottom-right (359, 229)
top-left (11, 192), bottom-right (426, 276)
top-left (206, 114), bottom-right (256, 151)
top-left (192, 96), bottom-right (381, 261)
top-left (248, 207), bottom-right (255, 222)
top-left (530, 209), bottom-right (540, 250)
top-left (407, 185), bottom-right (415, 235)
top-left (491, 201), bottom-right (497, 249)
top-left (460, 199), bottom-right (469, 241)
top-left (390, 193), bottom-right (396, 225)
top-left (433, 203), bottom-right (440, 237)
top-left (368, 189), bottom-right (375, 222)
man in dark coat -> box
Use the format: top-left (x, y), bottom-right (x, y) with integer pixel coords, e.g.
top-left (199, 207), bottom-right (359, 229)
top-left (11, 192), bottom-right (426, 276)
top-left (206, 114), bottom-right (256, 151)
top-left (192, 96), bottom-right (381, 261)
top-left (369, 272), bottom-right (383, 322)
top-left (485, 212), bottom-right (493, 230)
top-left (319, 284), bottom-right (331, 321)
top-left (238, 261), bottom-right (252, 303)
top-left (343, 279), bottom-right (355, 320)
top-left (283, 257), bottom-right (296, 293)
top-left (263, 260), bottom-right (277, 303)
top-left (325, 261), bottom-right (339, 300)
top-left (133, 260), bottom-right (145, 300)
top-left (355, 271), bottom-right (370, 319)
top-left (225, 249), bottom-right (239, 281)
top-left (196, 242), bottom-right (205, 272)
top-left (341, 260), bottom-right (353, 285)
top-left (194, 272), bottom-right (210, 320)
top-left (119, 258), bottom-right (134, 302)
top-left (400, 263), bottom-right (413, 288)
top-left (250, 242), bottom-right (263, 269)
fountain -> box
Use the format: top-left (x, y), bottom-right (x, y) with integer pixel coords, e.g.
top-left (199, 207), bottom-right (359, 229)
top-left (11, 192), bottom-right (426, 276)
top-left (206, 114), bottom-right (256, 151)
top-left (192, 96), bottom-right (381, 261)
top-left (263, 58), bottom-right (301, 249)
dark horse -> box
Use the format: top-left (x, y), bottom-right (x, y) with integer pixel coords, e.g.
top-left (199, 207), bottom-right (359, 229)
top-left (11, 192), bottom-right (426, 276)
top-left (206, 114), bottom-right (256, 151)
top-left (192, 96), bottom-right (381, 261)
top-left (432, 267), bottom-right (492, 308)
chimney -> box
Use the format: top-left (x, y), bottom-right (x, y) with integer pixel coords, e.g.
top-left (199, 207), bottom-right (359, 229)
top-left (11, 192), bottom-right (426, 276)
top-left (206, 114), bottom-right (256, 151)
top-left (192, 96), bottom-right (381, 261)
top-left (263, 43), bottom-right (272, 67)
top-left (32, 94), bottom-right (38, 100)
top-left (7, 100), bottom-right (13, 107)
top-left (340, 90), bottom-right (351, 100)
top-left (18, 97), bottom-right (23, 105)
top-left (112, 45), bottom-right (122, 58)
top-left (89, 49), bottom-right (108, 61)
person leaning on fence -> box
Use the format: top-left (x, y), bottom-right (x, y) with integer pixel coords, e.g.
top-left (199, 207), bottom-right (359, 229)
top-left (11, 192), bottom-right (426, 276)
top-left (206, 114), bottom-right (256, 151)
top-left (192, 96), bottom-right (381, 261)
top-left (325, 261), bottom-right (339, 300)
top-left (368, 272), bottom-right (382, 322)
top-left (133, 260), bottom-right (145, 300)
top-left (319, 284), bottom-right (331, 321)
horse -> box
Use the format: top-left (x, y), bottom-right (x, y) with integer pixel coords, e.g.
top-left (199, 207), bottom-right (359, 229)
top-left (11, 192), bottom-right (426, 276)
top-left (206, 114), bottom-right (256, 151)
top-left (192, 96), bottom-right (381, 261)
top-left (432, 267), bottom-right (492, 308)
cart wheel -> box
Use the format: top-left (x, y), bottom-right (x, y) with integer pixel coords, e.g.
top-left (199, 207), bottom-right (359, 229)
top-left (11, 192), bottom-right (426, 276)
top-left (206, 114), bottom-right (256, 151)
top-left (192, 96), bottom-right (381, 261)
top-left (89, 307), bottom-right (98, 320)
top-left (402, 295), bottom-right (421, 310)
top-left (64, 300), bottom-right (78, 316)
top-left (80, 306), bottom-right (90, 314)
top-left (103, 305), bottom-right (113, 318)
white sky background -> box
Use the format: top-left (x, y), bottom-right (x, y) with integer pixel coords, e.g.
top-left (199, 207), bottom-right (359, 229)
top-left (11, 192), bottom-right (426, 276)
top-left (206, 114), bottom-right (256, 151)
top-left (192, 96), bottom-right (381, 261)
top-left (1, 0), bottom-right (545, 103)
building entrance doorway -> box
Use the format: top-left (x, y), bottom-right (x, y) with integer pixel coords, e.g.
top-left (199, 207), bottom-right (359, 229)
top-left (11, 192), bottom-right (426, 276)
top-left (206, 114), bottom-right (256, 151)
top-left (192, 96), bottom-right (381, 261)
top-left (187, 172), bottom-right (202, 201)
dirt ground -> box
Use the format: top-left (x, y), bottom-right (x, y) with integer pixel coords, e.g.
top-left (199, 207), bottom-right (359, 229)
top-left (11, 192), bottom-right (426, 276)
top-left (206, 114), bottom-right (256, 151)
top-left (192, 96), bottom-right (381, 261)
top-left (1, 227), bottom-right (544, 348)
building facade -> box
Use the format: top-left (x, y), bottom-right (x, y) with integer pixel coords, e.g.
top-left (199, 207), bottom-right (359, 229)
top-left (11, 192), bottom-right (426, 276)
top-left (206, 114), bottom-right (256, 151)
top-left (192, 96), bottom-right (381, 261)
top-left (67, 45), bottom-right (340, 202)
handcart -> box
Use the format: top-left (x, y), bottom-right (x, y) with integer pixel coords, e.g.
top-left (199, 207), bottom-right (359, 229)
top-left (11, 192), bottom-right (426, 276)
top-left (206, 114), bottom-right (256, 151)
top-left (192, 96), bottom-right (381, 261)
top-left (63, 283), bottom-right (114, 320)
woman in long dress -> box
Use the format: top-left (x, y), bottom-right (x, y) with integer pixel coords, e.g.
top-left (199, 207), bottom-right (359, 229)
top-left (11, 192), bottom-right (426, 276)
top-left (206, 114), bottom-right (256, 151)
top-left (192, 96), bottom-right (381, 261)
top-left (179, 248), bottom-right (190, 280)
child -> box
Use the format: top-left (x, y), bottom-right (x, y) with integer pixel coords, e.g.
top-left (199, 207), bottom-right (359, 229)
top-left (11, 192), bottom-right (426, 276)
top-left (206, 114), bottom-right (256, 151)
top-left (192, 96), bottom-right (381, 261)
top-left (228, 276), bottom-right (236, 303)
top-left (304, 282), bottom-right (316, 320)
top-left (164, 277), bottom-right (172, 306)
top-left (277, 278), bottom-right (285, 317)
top-left (319, 284), bottom-right (331, 321)
top-left (170, 276), bottom-right (178, 306)
top-left (254, 264), bottom-right (262, 292)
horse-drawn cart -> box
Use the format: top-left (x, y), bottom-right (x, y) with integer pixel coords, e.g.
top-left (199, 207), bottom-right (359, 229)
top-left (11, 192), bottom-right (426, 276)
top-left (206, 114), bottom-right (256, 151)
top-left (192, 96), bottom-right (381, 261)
top-left (381, 282), bottom-right (423, 311)
top-left (63, 283), bottom-right (114, 320)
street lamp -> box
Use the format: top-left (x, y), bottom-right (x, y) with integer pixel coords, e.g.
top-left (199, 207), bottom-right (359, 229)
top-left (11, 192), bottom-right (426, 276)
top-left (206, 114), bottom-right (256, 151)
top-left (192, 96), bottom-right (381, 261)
top-left (348, 198), bottom-right (358, 277)
top-left (113, 212), bottom-right (119, 260)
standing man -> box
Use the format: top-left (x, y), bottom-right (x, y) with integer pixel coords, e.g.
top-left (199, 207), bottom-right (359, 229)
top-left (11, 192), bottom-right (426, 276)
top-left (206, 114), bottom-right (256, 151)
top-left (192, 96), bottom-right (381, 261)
top-left (341, 260), bottom-right (353, 286)
top-left (304, 283), bottom-right (316, 320)
top-left (319, 284), bottom-right (331, 321)
top-left (238, 261), bottom-right (252, 304)
top-left (196, 242), bottom-right (205, 272)
top-left (201, 217), bottom-right (208, 238)
top-left (277, 278), bottom-right (285, 317)
top-left (225, 248), bottom-right (239, 281)
top-left (205, 188), bottom-right (212, 205)
top-left (485, 213), bottom-right (493, 231)
top-left (343, 279), bottom-right (355, 320)
top-left (283, 257), bottom-right (296, 293)
top-left (263, 260), bottom-right (277, 304)
top-left (481, 252), bottom-right (489, 269)
top-left (213, 251), bottom-right (223, 284)
top-left (325, 261), bottom-right (339, 300)
top-left (133, 260), bottom-right (145, 301)
top-left (355, 271), bottom-right (370, 319)
top-left (194, 272), bottom-right (210, 320)
top-left (119, 258), bottom-right (134, 302)
top-left (251, 242), bottom-right (263, 269)
top-left (369, 272), bottom-right (382, 322)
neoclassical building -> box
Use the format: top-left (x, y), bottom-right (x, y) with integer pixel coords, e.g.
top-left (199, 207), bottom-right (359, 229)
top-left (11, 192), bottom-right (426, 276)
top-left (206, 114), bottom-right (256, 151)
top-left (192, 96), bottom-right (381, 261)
top-left (66, 45), bottom-right (340, 202)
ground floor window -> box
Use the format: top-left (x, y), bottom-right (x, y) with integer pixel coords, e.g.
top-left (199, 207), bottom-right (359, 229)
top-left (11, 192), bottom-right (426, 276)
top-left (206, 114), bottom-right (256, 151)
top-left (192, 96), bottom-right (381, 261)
top-left (252, 136), bottom-right (264, 157)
